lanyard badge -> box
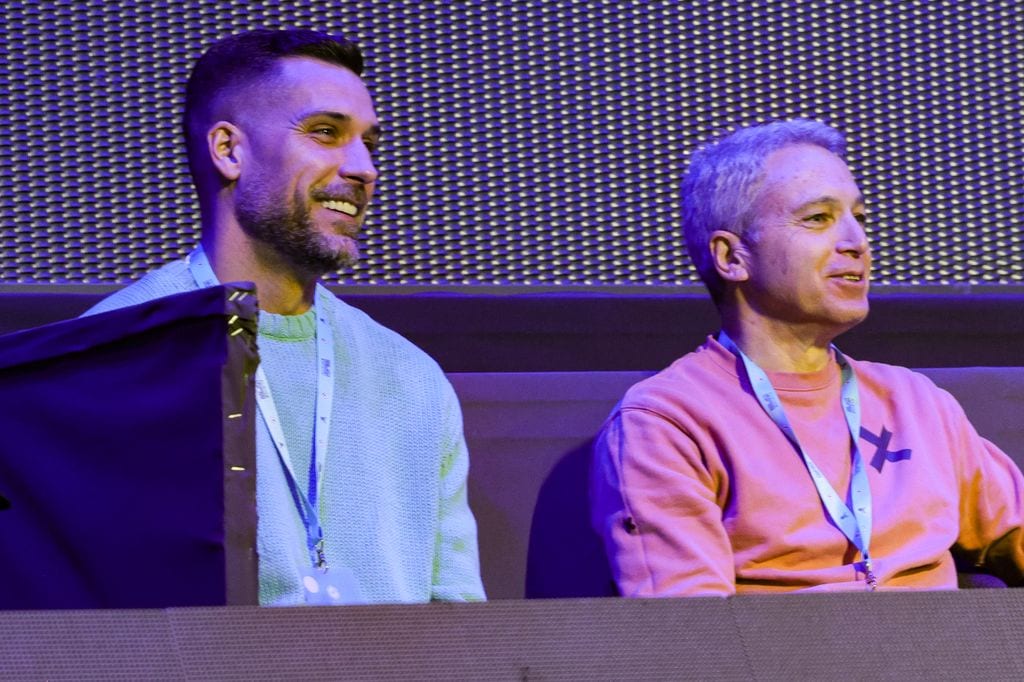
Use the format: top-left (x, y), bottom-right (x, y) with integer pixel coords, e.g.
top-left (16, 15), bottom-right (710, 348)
top-left (719, 332), bottom-right (878, 591)
top-left (188, 246), bottom-right (335, 572)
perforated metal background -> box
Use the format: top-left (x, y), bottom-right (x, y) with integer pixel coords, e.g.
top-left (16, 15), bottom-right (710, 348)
top-left (3, 1), bottom-right (1021, 286)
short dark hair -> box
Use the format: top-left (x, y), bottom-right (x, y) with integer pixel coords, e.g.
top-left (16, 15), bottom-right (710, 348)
top-left (183, 28), bottom-right (364, 172)
top-left (681, 119), bottom-right (847, 300)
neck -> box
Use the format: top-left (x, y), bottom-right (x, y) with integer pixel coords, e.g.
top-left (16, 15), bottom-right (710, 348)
top-left (200, 225), bottom-right (317, 316)
top-left (720, 311), bottom-right (835, 373)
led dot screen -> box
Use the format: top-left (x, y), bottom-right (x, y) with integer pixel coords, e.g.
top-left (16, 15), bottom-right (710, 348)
top-left (3, 0), bottom-right (1021, 286)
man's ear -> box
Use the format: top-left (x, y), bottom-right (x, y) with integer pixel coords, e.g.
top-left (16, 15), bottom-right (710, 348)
top-left (207, 122), bottom-right (244, 182)
top-left (709, 230), bottom-right (751, 283)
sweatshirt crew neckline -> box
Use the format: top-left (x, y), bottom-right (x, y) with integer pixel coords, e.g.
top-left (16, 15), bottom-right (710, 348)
top-left (703, 335), bottom-right (840, 392)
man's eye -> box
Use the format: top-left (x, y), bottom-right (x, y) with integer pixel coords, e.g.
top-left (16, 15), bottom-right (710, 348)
top-left (312, 126), bottom-right (337, 138)
top-left (854, 212), bottom-right (868, 225)
top-left (804, 213), bottom-right (830, 224)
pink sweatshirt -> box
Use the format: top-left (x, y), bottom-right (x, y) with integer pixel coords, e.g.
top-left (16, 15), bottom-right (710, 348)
top-left (591, 337), bottom-right (1024, 596)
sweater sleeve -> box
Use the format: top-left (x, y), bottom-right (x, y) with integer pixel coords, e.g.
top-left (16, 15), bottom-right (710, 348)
top-left (430, 379), bottom-right (487, 601)
top-left (948, 396), bottom-right (1024, 586)
top-left (591, 405), bottom-right (735, 597)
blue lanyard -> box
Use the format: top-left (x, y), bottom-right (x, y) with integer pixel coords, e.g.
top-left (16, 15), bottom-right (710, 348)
top-left (719, 332), bottom-right (877, 590)
top-left (187, 246), bottom-right (336, 571)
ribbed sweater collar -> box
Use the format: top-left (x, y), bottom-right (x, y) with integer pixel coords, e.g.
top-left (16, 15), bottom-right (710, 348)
top-left (257, 308), bottom-right (317, 340)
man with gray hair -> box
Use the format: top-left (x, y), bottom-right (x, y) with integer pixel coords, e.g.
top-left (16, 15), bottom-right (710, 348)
top-left (591, 119), bottom-right (1024, 596)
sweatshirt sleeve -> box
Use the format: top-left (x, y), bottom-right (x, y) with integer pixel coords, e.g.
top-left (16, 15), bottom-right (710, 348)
top-left (430, 379), bottom-right (487, 601)
top-left (949, 396), bottom-right (1024, 586)
top-left (591, 405), bottom-right (735, 597)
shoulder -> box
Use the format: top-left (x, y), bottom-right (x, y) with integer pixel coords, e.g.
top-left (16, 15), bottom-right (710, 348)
top-left (620, 341), bottom-right (736, 414)
top-left (848, 357), bottom-right (949, 395)
top-left (83, 259), bottom-right (195, 316)
top-left (319, 289), bottom-right (448, 383)
top-left (846, 356), bottom-right (967, 415)
top-left (601, 341), bottom-right (744, 443)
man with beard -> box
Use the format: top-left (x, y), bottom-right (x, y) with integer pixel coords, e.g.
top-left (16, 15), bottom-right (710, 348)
top-left (591, 119), bottom-right (1024, 596)
top-left (86, 29), bottom-right (485, 605)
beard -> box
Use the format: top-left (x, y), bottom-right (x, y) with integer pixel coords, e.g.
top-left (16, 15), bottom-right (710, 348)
top-left (235, 180), bottom-right (360, 277)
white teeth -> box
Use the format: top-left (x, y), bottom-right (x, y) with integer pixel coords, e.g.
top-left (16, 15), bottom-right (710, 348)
top-left (322, 199), bottom-right (358, 216)
top-left (842, 275), bottom-right (861, 281)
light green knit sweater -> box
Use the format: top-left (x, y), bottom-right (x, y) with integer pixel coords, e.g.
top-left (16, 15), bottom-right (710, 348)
top-left (86, 259), bottom-right (485, 604)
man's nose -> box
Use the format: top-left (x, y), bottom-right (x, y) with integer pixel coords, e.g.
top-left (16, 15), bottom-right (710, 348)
top-left (339, 138), bottom-right (378, 184)
top-left (838, 212), bottom-right (869, 257)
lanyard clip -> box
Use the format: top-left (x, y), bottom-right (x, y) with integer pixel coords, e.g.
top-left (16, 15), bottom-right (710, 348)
top-left (864, 558), bottom-right (878, 591)
top-left (315, 540), bottom-right (328, 572)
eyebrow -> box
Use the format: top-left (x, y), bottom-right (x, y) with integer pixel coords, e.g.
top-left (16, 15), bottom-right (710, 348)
top-left (299, 110), bottom-right (381, 137)
top-left (794, 194), bottom-right (866, 212)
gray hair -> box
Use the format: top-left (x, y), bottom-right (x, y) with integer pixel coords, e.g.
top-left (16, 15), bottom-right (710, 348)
top-left (681, 119), bottom-right (847, 300)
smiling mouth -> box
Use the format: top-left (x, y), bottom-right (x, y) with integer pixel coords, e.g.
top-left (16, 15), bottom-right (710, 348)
top-left (321, 199), bottom-right (359, 217)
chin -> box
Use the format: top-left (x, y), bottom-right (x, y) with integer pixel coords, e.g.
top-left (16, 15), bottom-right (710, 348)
top-left (280, 245), bottom-right (358, 278)
top-left (326, 243), bottom-right (360, 271)
top-left (329, 253), bottom-right (359, 272)
top-left (828, 307), bottom-right (870, 338)
top-left (305, 234), bottom-right (360, 273)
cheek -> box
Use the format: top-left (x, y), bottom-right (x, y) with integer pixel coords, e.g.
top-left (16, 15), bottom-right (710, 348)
top-left (774, 256), bottom-right (792, 277)
top-left (290, 170), bottom-right (326, 201)
top-left (278, 145), bottom-right (328, 185)
top-left (760, 242), bottom-right (794, 277)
